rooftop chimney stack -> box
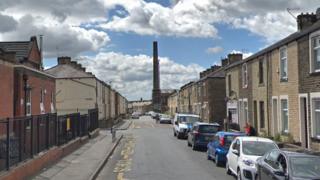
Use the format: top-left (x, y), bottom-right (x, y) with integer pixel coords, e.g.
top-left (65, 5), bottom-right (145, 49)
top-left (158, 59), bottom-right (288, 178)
top-left (228, 53), bottom-right (243, 64)
top-left (297, 12), bottom-right (317, 31)
top-left (57, 56), bottom-right (71, 65)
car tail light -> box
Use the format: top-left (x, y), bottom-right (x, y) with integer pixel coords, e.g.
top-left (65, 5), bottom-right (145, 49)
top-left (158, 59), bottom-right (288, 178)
top-left (219, 137), bottom-right (225, 146)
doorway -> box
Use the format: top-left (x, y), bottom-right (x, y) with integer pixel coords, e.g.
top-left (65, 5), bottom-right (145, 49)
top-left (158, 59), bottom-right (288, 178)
top-left (299, 96), bottom-right (308, 148)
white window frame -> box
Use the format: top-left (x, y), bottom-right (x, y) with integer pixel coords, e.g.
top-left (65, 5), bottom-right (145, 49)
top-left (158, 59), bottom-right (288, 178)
top-left (40, 89), bottom-right (45, 114)
top-left (26, 90), bottom-right (32, 116)
top-left (242, 63), bottom-right (248, 88)
top-left (279, 46), bottom-right (288, 81)
top-left (279, 95), bottom-right (289, 134)
top-left (309, 31), bottom-right (320, 73)
top-left (243, 98), bottom-right (248, 123)
top-left (310, 92), bottom-right (320, 139)
top-left (272, 96), bottom-right (279, 135)
top-left (51, 91), bottom-right (55, 113)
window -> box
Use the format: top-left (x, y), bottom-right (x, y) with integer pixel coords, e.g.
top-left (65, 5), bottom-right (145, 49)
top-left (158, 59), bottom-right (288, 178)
top-left (310, 35), bottom-right (320, 72)
top-left (312, 98), bottom-right (320, 138)
top-left (26, 90), bottom-right (31, 116)
top-left (40, 89), bottom-right (45, 114)
top-left (259, 59), bottom-right (264, 84)
top-left (242, 63), bottom-right (248, 88)
top-left (280, 47), bottom-right (288, 80)
top-left (260, 101), bottom-right (265, 128)
top-left (281, 99), bottom-right (289, 133)
top-left (51, 91), bottom-right (55, 113)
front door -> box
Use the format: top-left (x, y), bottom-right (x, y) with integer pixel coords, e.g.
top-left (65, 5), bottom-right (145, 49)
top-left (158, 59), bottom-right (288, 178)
top-left (300, 97), bottom-right (308, 148)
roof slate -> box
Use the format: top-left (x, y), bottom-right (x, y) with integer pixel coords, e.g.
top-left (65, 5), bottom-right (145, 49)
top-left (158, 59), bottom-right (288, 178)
top-left (0, 41), bottom-right (31, 62)
top-left (45, 64), bottom-right (94, 78)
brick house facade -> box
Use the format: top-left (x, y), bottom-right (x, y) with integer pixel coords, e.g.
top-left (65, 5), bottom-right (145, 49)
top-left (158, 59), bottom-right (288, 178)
top-left (0, 36), bottom-right (56, 118)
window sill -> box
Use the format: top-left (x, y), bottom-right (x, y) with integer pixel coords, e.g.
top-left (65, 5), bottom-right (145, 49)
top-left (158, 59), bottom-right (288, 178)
top-left (311, 137), bottom-right (320, 142)
top-left (309, 71), bottom-right (320, 76)
top-left (280, 78), bottom-right (288, 83)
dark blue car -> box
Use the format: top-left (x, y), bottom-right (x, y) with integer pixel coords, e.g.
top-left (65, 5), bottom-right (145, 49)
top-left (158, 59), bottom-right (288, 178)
top-left (207, 131), bottom-right (245, 166)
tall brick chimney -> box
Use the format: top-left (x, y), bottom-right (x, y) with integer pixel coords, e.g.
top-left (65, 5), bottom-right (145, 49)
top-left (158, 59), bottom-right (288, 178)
top-left (152, 41), bottom-right (161, 112)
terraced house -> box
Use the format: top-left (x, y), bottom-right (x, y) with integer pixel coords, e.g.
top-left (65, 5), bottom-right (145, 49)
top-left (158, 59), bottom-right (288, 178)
top-left (225, 9), bottom-right (320, 151)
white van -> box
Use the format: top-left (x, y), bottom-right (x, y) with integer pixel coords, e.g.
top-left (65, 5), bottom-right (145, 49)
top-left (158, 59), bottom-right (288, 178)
top-left (173, 113), bottom-right (200, 139)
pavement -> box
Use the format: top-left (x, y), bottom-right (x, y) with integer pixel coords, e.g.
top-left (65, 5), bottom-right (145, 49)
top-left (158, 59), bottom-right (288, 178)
top-left (31, 120), bottom-right (132, 180)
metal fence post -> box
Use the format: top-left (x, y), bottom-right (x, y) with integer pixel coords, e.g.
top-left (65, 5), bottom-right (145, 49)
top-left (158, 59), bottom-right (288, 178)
top-left (6, 118), bottom-right (10, 170)
top-left (30, 116), bottom-right (33, 157)
top-left (46, 114), bottom-right (49, 149)
top-left (37, 116), bottom-right (40, 154)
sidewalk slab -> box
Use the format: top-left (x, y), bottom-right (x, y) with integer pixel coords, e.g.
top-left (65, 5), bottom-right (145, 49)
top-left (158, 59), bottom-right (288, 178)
top-left (33, 130), bottom-right (122, 180)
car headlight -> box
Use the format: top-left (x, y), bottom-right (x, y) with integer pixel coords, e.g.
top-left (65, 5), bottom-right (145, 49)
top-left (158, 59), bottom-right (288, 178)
top-left (242, 159), bottom-right (255, 167)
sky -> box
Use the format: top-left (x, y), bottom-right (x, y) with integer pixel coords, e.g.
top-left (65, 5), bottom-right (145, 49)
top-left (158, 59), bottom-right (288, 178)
top-left (0, 0), bottom-right (318, 100)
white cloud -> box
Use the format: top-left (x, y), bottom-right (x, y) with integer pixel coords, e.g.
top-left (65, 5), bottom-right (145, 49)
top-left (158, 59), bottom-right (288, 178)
top-left (206, 46), bottom-right (223, 54)
top-left (230, 50), bottom-right (253, 59)
top-left (76, 52), bottom-right (204, 100)
top-left (0, 0), bottom-right (110, 58)
top-left (102, 0), bottom-right (319, 42)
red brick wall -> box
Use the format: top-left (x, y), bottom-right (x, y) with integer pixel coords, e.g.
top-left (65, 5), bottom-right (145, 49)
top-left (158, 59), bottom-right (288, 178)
top-left (28, 42), bottom-right (41, 69)
top-left (14, 71), bottom-right (55, 117)
top-left (0, 63), bottom-right (14, 119)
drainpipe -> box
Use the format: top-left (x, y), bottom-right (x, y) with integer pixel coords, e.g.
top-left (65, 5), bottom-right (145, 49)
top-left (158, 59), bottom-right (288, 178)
top-left (266, 53), bottom-right (270, 136)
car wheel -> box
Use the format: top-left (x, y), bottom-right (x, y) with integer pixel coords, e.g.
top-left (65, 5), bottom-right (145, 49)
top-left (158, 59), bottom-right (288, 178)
top-left (187, 140), bottom-right (191, 147)
top-left (173, 131), bottom-right (176, 137)
top-left (215, 154), bottom-right (221, 167)
top-left (226, 160), bottom-right (231, 175)
top-left (237, 169), bottom-right (242, 180)
top-left (207, 150), bottom-right (211, 160)
top-left (177, 133), bottom-right (181, 139)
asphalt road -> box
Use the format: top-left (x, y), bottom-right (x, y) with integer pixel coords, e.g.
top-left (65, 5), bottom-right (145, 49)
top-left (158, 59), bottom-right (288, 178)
top-left (97, 116), bottom-right (234, 180)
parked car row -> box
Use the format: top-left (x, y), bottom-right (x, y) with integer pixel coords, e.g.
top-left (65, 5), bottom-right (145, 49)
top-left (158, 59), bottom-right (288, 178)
top-left (150, 111), bottom-right (172, 124)
top-left (171, 113), bottom-right (320, 180)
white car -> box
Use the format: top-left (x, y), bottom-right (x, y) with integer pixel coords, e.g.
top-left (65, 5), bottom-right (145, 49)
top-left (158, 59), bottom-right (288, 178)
top-left (173, 113), bottom-right (200, 139)
top-left (226, 136), bottom-right (278, 180)
top-left (159, 115), bottom-right (172, 124)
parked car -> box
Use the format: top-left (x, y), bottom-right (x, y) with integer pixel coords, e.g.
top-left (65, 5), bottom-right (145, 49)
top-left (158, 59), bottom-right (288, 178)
top-left (226, 137), bottom-right (278, 180)
top-left (173, 113), bottom-right (200, 139)
top-left (207, 131), bottom-right (246, 166)
top-left (256, 149), bottom-right (320, 180)
top-left (187, 122), bottom-right (220, 150)
top-left (131, 112), bottom-right (140, 119)
top-left (159, 115), bottom-right (172, 124)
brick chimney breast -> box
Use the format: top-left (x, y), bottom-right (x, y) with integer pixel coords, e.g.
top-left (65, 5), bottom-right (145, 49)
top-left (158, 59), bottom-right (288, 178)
top-left (57, 56), bottom-right (71, 65)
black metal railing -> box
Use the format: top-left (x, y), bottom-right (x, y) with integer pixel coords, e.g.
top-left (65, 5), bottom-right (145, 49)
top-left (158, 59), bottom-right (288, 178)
top-left (0, 108), bottom-right (98, 172)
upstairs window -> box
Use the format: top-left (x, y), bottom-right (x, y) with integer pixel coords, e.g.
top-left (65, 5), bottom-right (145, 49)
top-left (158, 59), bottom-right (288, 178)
top-left (40, 89), bottom-right (45, 114)
top-left (259, 59), bottom-right (264, 84)
top-left (26, 90), bottom-right (32, 116)
top-left (280, 47), bottom-right (288, 81)
top-left (311, 35), bottom-right (320, 73)
top-left (242, 63), bottom-right (248, 88)
top-left (228, 74), bottom-right (232, 95)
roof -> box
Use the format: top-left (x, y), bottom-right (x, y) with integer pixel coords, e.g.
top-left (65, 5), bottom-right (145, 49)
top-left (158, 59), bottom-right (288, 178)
top-left (194, 122), bottom-right (220, 126)
top-left (161, 89), bottom-right (176, 94)
top-left (176, 113), bottom-right (200, 117)
top-left (237, 136), bottom-right (276, 143)
top-left (14, 65), bottom-right (55, 79)
top-left (216, 131), bottom-right (246, 136)
top-left (0, 41), bottom-right (32, 62)
top-left (45, 64), bottom-right (95, 78)
top-left (226, 20), bottom-right (320, 70)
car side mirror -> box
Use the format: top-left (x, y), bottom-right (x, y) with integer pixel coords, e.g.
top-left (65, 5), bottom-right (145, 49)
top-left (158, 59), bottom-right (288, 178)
top-left (232, 149), bottom-right (239, 156)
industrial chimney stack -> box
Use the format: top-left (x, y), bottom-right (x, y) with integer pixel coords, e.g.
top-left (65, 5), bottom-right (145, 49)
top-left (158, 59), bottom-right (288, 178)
top-left (152, 41), bottom-right (161, 112)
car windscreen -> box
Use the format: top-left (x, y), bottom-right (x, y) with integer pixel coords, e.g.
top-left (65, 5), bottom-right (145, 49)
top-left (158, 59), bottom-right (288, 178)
top-left (242, 141), bottom-right (277, 156)
top-left (198, 125), bottom-right (219, 133)
top-left (290, 156), bottom-right (320, 179)
top-left (178, 116), bottom-right (199, 124)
